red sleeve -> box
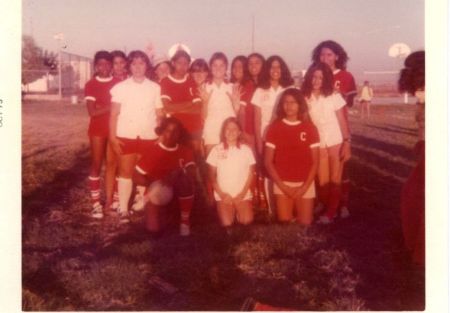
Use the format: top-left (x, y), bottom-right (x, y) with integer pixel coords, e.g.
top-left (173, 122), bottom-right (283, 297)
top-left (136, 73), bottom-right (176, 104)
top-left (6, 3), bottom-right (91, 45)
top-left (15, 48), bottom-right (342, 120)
top-left (265, 123), bottom-right (277, 149)
top-left (136, 150), bottom-right (156, 176)
top-left (344, 71), bottom-right (357, 96)
top-left (182, 147), bottom-right (195, 168)
top-left (307, 123), bottom-right (320, 148)
top-left (84, 80), bottom-right (96, 100)
top-left (189, 79), bottom-right (201, 103)
top-left (240, 81), bottom-right (255, 106)
top-left (160, 78), bottom-right (172, 101)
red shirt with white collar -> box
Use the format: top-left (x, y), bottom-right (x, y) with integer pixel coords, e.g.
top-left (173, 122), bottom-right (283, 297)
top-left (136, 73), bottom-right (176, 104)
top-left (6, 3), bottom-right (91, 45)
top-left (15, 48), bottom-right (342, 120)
top-left (265, 118), bottom-right (320, 182)
top-left (333, 69), bottom-right (357, 102)
top-left (160, 74), bottom-right (202, 134)
top-left (136, 141), bottom-right (195, 180)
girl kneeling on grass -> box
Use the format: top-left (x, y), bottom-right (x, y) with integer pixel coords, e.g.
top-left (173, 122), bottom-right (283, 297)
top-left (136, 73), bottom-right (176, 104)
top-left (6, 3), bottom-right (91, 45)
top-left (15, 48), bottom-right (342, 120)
top-left (207, 117), bottom-right (256, 227)
top-left (301, 62), bottom-right (351, 224)
top-left (264, 88), bottom-right (320, 225)
top-left (133, 117), bottom-right (196, 236)
top-left (109, 50), bottom-right (164, 223)
top-left (85, 50), bottom-right (118, 218)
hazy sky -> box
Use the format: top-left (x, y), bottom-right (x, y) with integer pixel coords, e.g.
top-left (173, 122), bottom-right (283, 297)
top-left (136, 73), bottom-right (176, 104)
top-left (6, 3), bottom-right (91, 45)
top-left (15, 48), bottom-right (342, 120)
top-left (22, 0), bottom-right (424, 82)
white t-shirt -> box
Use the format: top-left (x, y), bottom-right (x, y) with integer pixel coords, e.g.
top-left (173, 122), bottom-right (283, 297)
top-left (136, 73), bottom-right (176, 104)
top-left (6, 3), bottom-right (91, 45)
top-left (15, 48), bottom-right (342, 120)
top-left (110, 77), bottom-right (163, 139)
top-left (251, 86), bottom-right (286, 138)
top-left (203, 82), bottom-right (236, 145)
top-left (306, 93), bottom-right (346, 148)
top-left (206, 143), bottom-right (256, 201)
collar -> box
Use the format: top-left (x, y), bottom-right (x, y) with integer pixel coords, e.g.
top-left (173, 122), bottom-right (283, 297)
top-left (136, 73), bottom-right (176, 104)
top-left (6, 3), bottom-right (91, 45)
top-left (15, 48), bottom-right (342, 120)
top-left (158, 142), bottom-right (179, 151)
top-left (282, 118), bottom-right (301, 126)
top-left (95, 76), bottom-right (113, 82)
top-left (168, 74), bottom-right (188, 83)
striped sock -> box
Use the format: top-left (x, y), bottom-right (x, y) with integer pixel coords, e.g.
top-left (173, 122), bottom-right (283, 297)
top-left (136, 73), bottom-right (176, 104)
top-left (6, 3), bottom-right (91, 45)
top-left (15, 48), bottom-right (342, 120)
top-left (88, 176), bottom-right (101, 205)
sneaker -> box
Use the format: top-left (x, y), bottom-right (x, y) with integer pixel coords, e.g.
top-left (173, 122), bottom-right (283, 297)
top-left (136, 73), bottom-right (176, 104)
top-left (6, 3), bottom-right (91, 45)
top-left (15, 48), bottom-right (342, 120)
top-left (180, 223), bottom-right (190, 236)
top-left (340, 206), bottom-right (350, 219)
top-left (118, 210), bottom-right (130, 224)
top-left (317, 215), bottom-right (332, 225)
top-left (91, 202), bottom-right (104, 219)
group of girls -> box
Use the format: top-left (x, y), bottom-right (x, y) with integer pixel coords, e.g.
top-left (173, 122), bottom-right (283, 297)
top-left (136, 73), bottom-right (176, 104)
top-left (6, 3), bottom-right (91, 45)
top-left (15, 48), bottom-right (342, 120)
top-left (84, 40), bottom-right (357, 236)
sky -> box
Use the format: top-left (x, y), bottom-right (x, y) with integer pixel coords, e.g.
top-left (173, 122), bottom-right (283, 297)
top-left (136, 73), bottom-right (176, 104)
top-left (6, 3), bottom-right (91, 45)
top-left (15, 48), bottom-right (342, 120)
top-left (22, 0), bottom-right (424, 83)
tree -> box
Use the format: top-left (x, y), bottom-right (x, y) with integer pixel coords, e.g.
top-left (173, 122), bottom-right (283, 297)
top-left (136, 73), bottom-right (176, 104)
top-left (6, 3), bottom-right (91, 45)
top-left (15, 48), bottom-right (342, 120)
top-left (22, 35), bottom-right (58, 85)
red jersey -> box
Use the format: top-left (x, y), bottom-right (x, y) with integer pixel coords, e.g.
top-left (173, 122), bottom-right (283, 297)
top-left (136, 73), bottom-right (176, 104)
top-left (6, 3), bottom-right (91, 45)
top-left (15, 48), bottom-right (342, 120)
top-left (265, 119), bottom-right (320, 182)
top-left (84, 76), bottom-right (120, 137)
top-left (160, 74), bottom-right (202, 134)
top-left (136, 141), bottom-right (195, 180)
top-left (241, 80), bottom-right (257, 135)
top-left (333, 69), bottom-right (357, 102)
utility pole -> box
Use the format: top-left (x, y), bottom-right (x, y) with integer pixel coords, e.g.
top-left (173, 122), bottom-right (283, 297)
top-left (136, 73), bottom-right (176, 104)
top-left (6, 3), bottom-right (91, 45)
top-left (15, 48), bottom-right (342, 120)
top-left (251, 15), bottom-right (255, 52)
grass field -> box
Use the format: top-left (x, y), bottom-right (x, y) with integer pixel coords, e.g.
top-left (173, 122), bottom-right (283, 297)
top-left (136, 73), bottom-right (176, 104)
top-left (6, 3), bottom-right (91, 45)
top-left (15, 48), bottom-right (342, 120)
top-left (22, 99), bottom-right (424, 311)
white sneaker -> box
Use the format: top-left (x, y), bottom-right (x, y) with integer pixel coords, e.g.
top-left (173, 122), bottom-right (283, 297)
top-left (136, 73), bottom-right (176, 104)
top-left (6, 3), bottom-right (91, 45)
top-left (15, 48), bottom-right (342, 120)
top-left (340, 206), bottom-right (350, 219)
top-left (180, 223), bottom-right (190, 236)
top-left (91, 202), bottom-right (104, 219)
top-left (317, 215), bottom-right (332, 225)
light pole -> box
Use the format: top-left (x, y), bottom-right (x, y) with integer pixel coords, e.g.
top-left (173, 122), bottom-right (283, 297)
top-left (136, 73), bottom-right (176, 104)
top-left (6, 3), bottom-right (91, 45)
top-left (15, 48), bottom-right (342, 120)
top-left (53, 33), bottom-right (65, 99)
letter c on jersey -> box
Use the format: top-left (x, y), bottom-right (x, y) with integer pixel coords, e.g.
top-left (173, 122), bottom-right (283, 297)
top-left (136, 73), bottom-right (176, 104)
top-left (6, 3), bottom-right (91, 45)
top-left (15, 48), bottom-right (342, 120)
top-left (300, 132), bottom-right (306, 141)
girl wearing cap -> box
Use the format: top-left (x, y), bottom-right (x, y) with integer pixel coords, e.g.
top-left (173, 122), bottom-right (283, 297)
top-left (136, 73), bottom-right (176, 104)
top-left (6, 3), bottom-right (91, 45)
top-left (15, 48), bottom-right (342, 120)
top-left (109, 50), bottom-right (164, 223)
top-left (301, 62), bottom-right (351, 224)
top-left (85, 50), bottom-right (119, 218)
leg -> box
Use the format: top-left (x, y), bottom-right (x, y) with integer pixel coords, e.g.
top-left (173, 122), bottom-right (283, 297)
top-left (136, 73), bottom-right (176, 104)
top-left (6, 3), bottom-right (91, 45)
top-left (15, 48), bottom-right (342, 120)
top-left (275, 195), bottom-right (295, 223)
top-left (217, 201), bottom-right (236, 227)
top-left (235, 200), bottom-right (254, 225)
top-left (145, 202), bottom-right (163, 233)
top-left (105, 141), bottom-right (118, 210)
top-left (174, 169), bottom-right (195, 236)
top-left (117, 153), bottom-right (138, 217)
top-left (88, 136), bottom-right (107, 217)
top-left (316, 148), bottom-right (330, 208)
top-left (295, 197), bottom-right (314, 226)
top-left (323, 144), bottom-right (343, 220)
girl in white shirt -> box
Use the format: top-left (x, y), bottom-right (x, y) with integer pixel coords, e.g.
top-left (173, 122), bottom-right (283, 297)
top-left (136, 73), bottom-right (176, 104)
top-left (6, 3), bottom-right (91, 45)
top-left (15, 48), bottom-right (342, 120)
top-left (301, 62), bottom-right (351, 224)
top-left (199, 52), bottom-right (241, 156)
top-left (109, 50), bottom-right (164, 223)
top-left (207, 117), bottom-right (255, 226)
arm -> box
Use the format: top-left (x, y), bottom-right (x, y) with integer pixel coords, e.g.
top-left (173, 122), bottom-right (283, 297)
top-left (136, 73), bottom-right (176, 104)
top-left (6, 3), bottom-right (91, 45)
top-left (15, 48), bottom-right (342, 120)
top-left (233, 164), bottom-right (255, 203)
top-left (109, 101), bottom-right (124, 155)
top-left (155, 108), bottom-right (165, 125)
top-left (254, 106), bottom-right (263, 154)
top-left (208, 165), bottom-right (233, 204)
top-left (294, 147), bottom-right (319, 198)
top-left (264, 146), bottom-right (296, 199)
top-left (86, 100), bottom-right (111, 117)
top-left (336, 108), bottom-right (351, 161)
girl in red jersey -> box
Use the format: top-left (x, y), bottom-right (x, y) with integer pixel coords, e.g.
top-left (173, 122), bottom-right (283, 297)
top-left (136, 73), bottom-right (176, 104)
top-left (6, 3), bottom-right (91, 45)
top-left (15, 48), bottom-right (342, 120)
top-left (312, 40), bottom-right (357, 218)
top-left (398, 51), bottom-right (425, 266)
top-left (264, 88), bottom-right (320, 225)
top-left (84, 50), bottom-right (117, 218)
top-left (110, 50), bottom-right (164, 223)
top-left (207, 117), bottom-right (255, 227)
top-left (104, 50), bottom-right (128, 212)
top-left (134, 117), bottom-right (196, 236)
top-left (301, 62), bottom-right (351, 224)
top-left (160, 49), bottom-right (203, 155)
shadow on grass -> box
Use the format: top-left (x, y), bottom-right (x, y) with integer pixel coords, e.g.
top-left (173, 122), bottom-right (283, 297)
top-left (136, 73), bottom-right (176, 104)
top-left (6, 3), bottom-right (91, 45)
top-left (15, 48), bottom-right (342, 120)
top-left (352, 134), bottom-right (414, 161)
top-left (365, 124), bottom-right (418, 136)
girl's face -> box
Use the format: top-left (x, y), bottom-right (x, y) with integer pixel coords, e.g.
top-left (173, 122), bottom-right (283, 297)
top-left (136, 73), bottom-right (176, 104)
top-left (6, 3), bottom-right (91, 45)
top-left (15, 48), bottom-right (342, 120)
top-left (161, 123), bottom-right (180, 147)
top-left (172, 56), bottom-right (190, 76)
top-left (112, 56), bottom-right (127, 77)
top-left (224, 121), bottom-right (240, 144)
top-left (95, 59), bottom-right (112, 78)
top-left (312, 70), bottom-right (323, 91)
top-left (248, 56), bottom-right (263, 78)
top-left (155, 62), bottom-right (171, 81)
top-left (232, 60), bottom-right (244, 82)
top-left (130, 57), bottom-right (148, 78)
top-left (211, 59), bottom-right (227, 80)
top-left (282, 95), bottom-right (299, 119)
top-left (269, 60), bottom-right (281, 82)
top-left (191, 69), bottom-right (208, 86)
top-left (319, 47), bottom-right (338, 69)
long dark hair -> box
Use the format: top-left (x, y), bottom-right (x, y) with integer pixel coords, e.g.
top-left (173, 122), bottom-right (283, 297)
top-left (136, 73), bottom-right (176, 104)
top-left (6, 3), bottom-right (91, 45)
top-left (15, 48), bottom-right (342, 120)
top-left (311, 40), bottom-right (349, 70)
top-left (230, 55), bottom-right (250, 84)
top-left (259, 55), bottom-right (293, 89)
top-left (127, 50), bottom-right (152, 79)
top-left (155, 117), bottom-right (190, 145)
top-left (301, 62), bottom-right (334, 98)
top-left (219, 117), bottom-right (243, 150)
top-left (247, 52), bottom-right (265, 84)
top-left (398, 51), bottom-right (425, 95)
top-left (276, 88), bottom-right (308, 121)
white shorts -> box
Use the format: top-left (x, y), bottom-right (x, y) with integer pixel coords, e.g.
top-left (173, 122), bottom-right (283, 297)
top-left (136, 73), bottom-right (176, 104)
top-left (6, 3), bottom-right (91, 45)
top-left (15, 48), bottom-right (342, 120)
top-left (273, 181), bottom-right (316, 199)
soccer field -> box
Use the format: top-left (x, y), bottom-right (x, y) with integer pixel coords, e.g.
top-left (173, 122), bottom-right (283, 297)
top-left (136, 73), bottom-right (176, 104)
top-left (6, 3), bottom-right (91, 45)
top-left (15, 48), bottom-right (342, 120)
top-left (22, 99), bottom-right (423, 311)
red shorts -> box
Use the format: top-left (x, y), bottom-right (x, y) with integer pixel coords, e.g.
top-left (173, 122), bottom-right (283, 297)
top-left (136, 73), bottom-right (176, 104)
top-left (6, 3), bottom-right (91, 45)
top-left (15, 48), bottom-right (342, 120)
top-left (117, 137), bottom-right (155, 155)
top-left (88, 116), bottom-right (109, 138)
